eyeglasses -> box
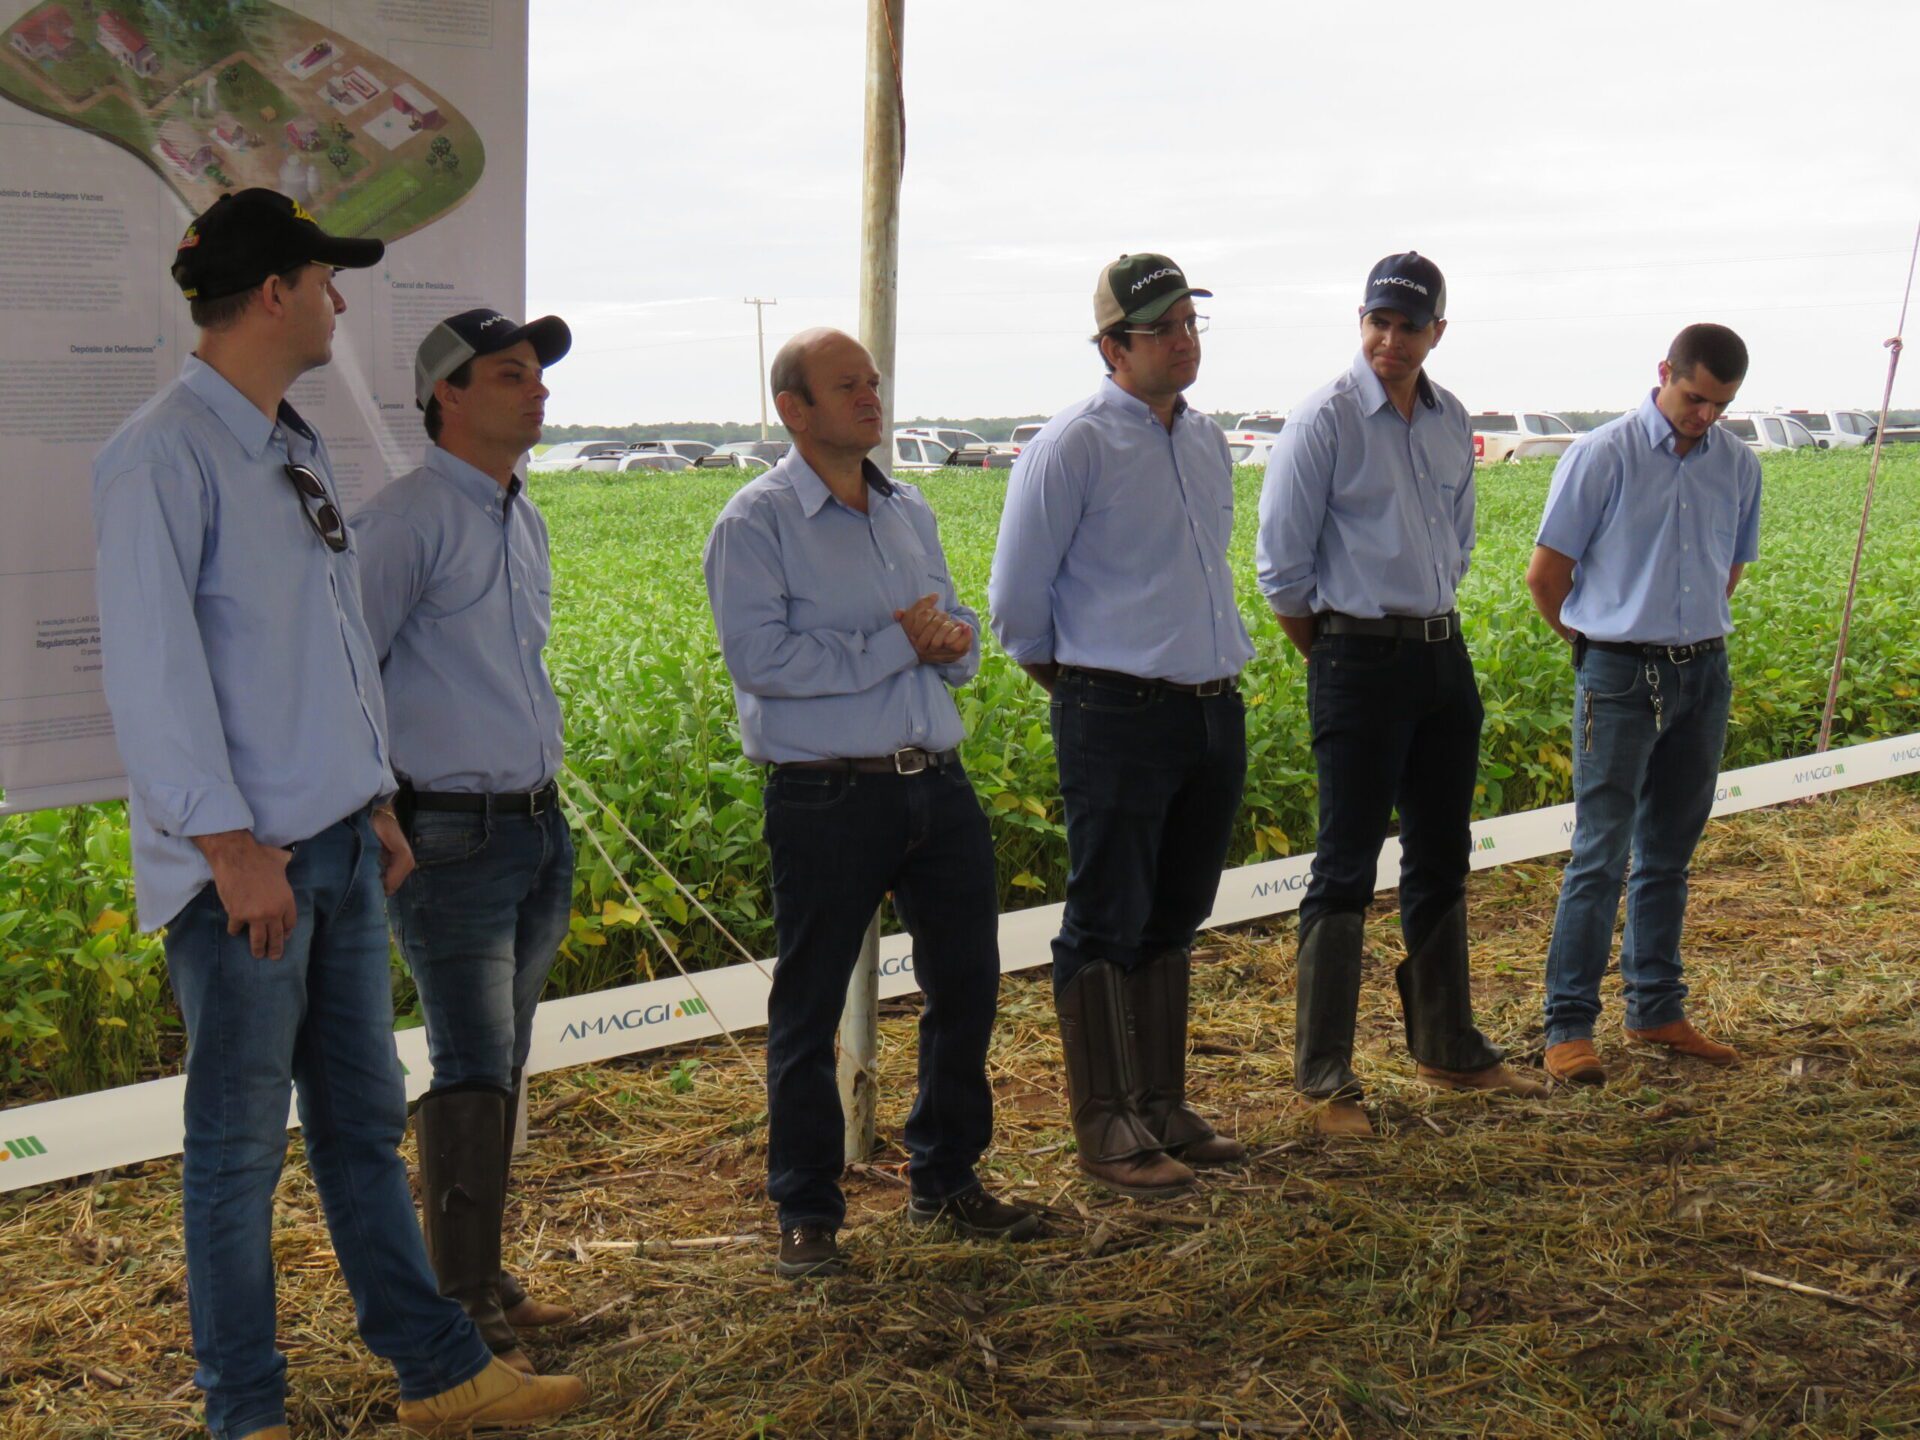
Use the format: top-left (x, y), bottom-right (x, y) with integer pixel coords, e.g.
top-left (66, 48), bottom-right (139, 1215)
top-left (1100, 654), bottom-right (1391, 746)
top-left (284, 464), bottom-right (347, 552)
top-left (1122, 314), bottom-right (1209, 341)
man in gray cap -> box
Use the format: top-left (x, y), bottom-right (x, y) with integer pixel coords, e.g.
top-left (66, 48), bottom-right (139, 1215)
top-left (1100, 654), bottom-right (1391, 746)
top-left (349, 308), bottom-right (576, 1373)
top-left (991, 254), bottom-right (1252, 1198)
top-left (1258, 252), bottom-right (1547, 1136)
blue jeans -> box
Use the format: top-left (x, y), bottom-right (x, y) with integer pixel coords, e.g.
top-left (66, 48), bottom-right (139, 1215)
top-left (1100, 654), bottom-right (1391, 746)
top-left (163, 811), bottom-right (491, 1439)
top-left (762, 763), bottom-right (1000, 1230)
top-left (1047, 671), bottom-right (1247, 992)
top-left (1543, 645), bottom-right (1733, 1045)
top-left (388, 805), bottom-right (574, 1091)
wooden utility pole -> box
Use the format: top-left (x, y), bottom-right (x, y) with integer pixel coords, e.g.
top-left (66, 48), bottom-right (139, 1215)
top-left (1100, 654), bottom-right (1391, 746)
top-left (743, 296), bottom-right (778, 440)
top-left (839, 0), bottom-right (905, 1164)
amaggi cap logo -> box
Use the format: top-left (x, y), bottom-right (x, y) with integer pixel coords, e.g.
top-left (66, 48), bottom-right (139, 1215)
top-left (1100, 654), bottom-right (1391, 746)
top-left (1373, 275), bottom-right (1429, 297)
top-left (1130, 266), bottom-right (1182, 294)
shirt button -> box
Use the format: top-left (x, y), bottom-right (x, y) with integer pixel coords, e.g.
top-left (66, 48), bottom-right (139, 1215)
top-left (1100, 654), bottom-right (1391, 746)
top-left (1682, 544), bottom-right (1690, 551)
top-left (522, 638), bottom-right (530, 647)
top-left (1683, 586), bottom-right (1692, 593)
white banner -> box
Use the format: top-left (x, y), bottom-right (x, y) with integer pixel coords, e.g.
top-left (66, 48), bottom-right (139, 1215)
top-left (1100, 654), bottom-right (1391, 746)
top-left (0, 0), bottom-right (529, 813)
top-left (4, 728), bottom-right (1916, 1191)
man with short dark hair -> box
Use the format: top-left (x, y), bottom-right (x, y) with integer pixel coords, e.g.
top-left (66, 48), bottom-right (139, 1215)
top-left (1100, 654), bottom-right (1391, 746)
top-left (1259, 252), bottom-right (1547, 1136)
top-left (1526, 323), bottom-right (1761, 1085)
top-left (704, 327), bottom-right (1036, 1280)
top-left (349, 308), bottom-right (576, 1373)
top-left (93, 189), bottom-right (583, 1439)
top-left (990, 254), bottom-right (1251, 1198)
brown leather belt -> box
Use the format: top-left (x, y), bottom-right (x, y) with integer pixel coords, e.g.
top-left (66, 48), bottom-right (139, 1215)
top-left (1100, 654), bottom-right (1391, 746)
top-left (1579, 635), bottom-right (1725, 664)
top-left (1315, 611), bottom-right (1460, 643)
top-left (776, 747), bottom-right (960, 776)
top-left (1057, 665), bottom-right (1238, 698)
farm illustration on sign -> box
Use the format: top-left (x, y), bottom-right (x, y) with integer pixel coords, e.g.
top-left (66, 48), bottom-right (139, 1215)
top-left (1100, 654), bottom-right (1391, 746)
top-left (0, 0), bottom-right (484, 241)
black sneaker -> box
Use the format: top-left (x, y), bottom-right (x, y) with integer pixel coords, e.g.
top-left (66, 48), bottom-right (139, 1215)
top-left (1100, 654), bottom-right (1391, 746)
top-left (908, 1186), bottom-right (1041, 1242)
top-left (776, 1224), bottom-right (845, 1279)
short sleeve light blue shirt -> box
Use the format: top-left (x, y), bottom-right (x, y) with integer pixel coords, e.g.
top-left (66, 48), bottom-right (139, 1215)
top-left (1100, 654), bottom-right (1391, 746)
top-left (92, 357), bottom-right (395, 929)
top-left (987, 378), bottom-right (1253, 683)
top-left (348, 445), bottom-right (565, 793)
top-left (703, 450), bottom-right (979, 764)
top-left (1257, 352), bottom-right (1476, 619)
top-left (1536, 392), bottom-right (1762, 645)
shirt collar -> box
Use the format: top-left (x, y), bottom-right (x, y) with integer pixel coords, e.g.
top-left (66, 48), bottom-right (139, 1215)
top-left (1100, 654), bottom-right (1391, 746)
top-left (1349, 351), bottom-right (1437, 415)
top-left (1635, 389), bottom-right (1713, 455)
top-left (180, 353), bottom-right (314, 459)
top-left (1098, 374), bottom-right (1190, 425)
top-left (783, 448), bottom-right (895, 518)
top-left (427, 443), bottom-right (519, 516)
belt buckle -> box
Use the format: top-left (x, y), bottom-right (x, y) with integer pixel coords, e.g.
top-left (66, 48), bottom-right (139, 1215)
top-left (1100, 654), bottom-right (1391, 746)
top-left (528, 784), bottom-right (551, 815)
top-left (1194, 678), bottom-right (1227, 697)
top-left (1666, 644), bottom-right (1695, 665)
top-left (1423, 615), bottom-right (1452, 642)
top-left (892, 748), bottom-right (929, 775)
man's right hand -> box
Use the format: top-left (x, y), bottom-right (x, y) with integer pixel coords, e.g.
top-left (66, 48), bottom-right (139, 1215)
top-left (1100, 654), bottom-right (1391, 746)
top-left (191, 830), bottom-right (297, 960)
top-left (896, 594), bottom-right (972, 664)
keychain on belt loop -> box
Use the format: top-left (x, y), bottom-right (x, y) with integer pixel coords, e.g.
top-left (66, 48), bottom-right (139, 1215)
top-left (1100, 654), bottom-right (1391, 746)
top-left (1645, 658), bottom-right (1664, 733)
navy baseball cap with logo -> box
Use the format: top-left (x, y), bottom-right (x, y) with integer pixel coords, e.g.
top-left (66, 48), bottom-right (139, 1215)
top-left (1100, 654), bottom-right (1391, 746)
top-left (1361, 251), bottom-right (1446, 329)
top-left (1093, 253), bottom-right (1212, 331)
top-left (414, 308), bottom-right (573, 409)
top-left (171, 188), bottom-right (383, 302)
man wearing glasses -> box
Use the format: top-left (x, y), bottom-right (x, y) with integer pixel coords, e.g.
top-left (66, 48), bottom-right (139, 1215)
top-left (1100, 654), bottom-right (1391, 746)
top-left (349, 309), bottom-right (576, 1371)
top-left (1258, 252), bottom-right (1547, 1138)
top-left (91, 190), bottom-right (584, 1438)
top-left (989, 253), bottom-right (1252, 1199)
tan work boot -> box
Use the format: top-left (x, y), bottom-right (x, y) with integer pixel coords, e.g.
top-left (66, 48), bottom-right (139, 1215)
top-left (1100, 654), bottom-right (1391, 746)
top-left (395, 1356), bottom-right (586, 1435)
top-left (1626, 1019), bottom-right (1738, 1066)
top-left (503, 1292), bottom-right (573, 1330)
top-left (1305, 1097), bottom-right (1375, 1137)
top-left (238, 1428), bottom-right (290, 1440)
top-left (1417, 1062), bottom-right (1550, 1099)
top-left (1544, 1039), bottom-right (1607, 1086)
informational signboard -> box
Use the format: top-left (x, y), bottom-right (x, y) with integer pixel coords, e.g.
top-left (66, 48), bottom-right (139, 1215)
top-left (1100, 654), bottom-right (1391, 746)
top-left (0, 0), bottom-right (528, 813)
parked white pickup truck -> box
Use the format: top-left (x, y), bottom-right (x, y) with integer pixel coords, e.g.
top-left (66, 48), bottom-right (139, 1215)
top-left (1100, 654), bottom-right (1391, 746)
top-left (1782, 409), bottom-right (1876, 449)
top-left (1471, 412), bottom-right (1578, 463)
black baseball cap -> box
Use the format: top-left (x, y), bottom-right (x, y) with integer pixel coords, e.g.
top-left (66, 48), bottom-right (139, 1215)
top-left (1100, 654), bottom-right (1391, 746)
top-left (415, 308), bottom-right (572, 408)
top-left (171, 188), bottom-right (383, 302)
top-left (1361, 251), bottom-right (1446, 329)
top-left (1094, 253), bottom-right (1212, 331)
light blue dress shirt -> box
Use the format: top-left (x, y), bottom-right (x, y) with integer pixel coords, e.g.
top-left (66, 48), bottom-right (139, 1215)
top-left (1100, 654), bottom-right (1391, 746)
top-left (348, 445), bottom-right (565, 793)
top-left (703, 451), bottom-right (979, 764)
top-left (1536, 391), bottom-right (1763, 645)
top-left (1257, 352), bottom-right (1476, 619)
top-left (987, 378), bottom-right (1253, 683)
top-left (92, 356), bottom-right (394, 930)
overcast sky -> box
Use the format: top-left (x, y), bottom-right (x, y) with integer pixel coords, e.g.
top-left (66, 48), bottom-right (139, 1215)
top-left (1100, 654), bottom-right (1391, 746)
top-left (526, 1), bottom-right (1920, 428)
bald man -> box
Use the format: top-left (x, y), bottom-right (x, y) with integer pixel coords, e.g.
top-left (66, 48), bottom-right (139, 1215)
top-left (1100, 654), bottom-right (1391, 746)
top-left (702, 328), bottom-right (1037, 1280)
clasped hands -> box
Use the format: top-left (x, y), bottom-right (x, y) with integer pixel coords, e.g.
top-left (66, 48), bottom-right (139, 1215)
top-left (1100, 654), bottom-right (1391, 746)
top-left (895, 593), bottom-right (973, 665)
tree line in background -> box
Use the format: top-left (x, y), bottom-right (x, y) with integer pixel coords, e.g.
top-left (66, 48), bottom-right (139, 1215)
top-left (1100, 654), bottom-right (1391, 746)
top-left (540, 410), bottom-right (1920, 448)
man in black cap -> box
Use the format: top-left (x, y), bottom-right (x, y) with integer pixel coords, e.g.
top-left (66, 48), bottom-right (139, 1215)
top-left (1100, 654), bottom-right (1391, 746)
top-left (92, 190), bottom-right (584, 1437)
top-left (349, 309), bottom-right (576, 1371)
top-left (1256, 252), bottom-right (1547, 1136)
top-left (990, 254), bottom-right (1253, 1197)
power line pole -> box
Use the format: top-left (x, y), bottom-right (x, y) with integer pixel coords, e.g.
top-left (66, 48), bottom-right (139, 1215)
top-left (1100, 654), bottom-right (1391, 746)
top-left (743, 296), bottom-right (778, 440)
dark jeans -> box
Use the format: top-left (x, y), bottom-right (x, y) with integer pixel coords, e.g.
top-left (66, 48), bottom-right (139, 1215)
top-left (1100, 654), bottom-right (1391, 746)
top-left (1543, 646), bottom-right (1733, 1044)
top-left (388, 805), bottom-right (575, 1092)
top-left (1048, 670), bottom-right (1247, 992)
top-left (163, 811), bottom-right (491, 1439)
top-left (1301, 632), bottom-right (1483, 946)
top-left (762, 762), bottom-right (1001, 1230)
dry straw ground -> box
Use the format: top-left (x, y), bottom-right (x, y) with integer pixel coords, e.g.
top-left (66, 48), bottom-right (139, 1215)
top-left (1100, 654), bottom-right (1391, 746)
top-left (4, 788), bottom-right (1920, 1439)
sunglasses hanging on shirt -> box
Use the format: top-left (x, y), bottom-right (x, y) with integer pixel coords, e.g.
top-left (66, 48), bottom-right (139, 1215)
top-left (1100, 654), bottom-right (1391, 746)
top-left (283, 463), bottom-right (347, 552)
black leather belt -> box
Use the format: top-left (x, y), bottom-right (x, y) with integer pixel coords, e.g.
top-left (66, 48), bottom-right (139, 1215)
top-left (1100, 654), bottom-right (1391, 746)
top-left (1316, 611), bottom-right (1460, 642)
top-left (1578, 635), bottom-right (1726, 664)
top-left (409, 781), bottom-right (558, 815)
top-left (1057, 665), bottom-right (1238, 698)
top-left (777, 747), bottom-right (959, 776)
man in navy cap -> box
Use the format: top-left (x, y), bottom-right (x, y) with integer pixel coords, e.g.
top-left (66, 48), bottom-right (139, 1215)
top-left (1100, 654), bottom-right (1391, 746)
top-left (350, 309), bottom-right (577, 1371)
top-left (1258, 252), bottom-right (1547, 1136)
top-left (93, 191), bottom-right (583, 1438)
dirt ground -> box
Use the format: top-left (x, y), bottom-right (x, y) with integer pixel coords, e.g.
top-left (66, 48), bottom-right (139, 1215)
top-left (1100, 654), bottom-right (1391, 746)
top-left (5, 789), bottom-right (1920, 1439)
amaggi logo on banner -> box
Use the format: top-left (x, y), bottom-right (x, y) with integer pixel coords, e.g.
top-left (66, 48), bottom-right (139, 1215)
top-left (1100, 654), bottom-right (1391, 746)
top-left (0, 1135), bottom-right (47, 1162)
top-left (1714, 783), bottom-right (1744, 802)
top-left (1249, 871), bottom-right (1310, 899)
top-left (879, 954), bottom-right (916, 977)
top-left (1475, 836), bottom-right (1496, 851)
top-left (1793, 763), bottom-right (1845, 784)
top-left (560, 996), bottom-right (709, 1044)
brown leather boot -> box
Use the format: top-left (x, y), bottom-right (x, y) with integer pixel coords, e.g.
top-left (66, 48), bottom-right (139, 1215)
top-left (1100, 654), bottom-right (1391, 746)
top-left (497, 1069), bottom-right (573, 1331)
top-left (415, 1086), bottom-right (532, 1376)
top-left (1396, 899), bottom-right (1506, 1078)
top-left (1305, 1097), bottom-right (1375, 1137)
top-left (238, 1428), bottom-right (290, 1440)
top-left (1544, 1039), bottom-right (1607, 1086)
top-left (394, 1356), bottom-right (586, 1435)
top-left (1625, 1019), bottom-right (1738, 1066)
top-left (1417, 1062), bottom-right (1550, 1099)
top-left (1128, 949), bottom-right (1246, 1166)
top-left (1056, 961), bottom-right (1195, 1199)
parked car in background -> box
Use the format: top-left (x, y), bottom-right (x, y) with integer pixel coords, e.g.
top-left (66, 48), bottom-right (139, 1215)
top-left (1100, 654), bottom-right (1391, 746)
top-left (627, 438), bottom-right (717, 462)
top-left (1782, 409), bottom-right (1876, 449)
top-left (1719, 412), bottom-right (1818, 452)
top-left (1228, 436), bottom-right (1275, 469)
top-left (695, 440), bottom-right (792, 470)
top-left (892, 433), bottom-right (953, 473)
top-left (1233, 412), bottom-right (1288, 434)
top-left (1005, 422), bottom-right (1046, 454)
top-left (533, 440), bottom-right (629, 471)
top-left (616, 452), bottom-right (693, 473)
top-left (1472, 412), bottom-right (1578, 463)
top-left (942, 444), bottom-right (1017, 470)
top-left (900, 426), bottom-right (987, 454)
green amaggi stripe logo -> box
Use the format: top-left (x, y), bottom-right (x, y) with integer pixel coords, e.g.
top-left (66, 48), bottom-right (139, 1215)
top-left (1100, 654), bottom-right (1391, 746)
top-left (0, 1135), bottom-right (48, 1162)
top-left (1475, 836), bottom-right (1496, 851)
top-left (675, 998), bottom-right (709, 1018)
